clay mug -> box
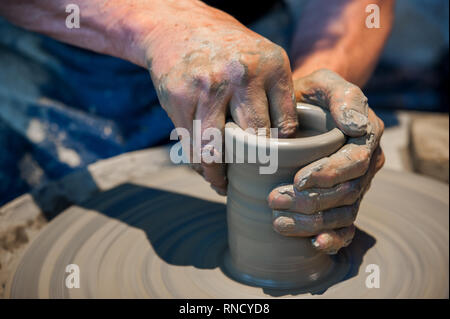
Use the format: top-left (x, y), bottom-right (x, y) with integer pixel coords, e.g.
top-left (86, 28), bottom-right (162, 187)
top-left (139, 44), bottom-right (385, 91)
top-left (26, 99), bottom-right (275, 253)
top-left (224, 103), bottom-right (347, 289)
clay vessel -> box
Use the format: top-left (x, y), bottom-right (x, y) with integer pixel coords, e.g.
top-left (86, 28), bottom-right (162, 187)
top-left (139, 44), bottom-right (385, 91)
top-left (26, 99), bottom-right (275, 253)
top-left (224, 103), bottom-right (347, 289)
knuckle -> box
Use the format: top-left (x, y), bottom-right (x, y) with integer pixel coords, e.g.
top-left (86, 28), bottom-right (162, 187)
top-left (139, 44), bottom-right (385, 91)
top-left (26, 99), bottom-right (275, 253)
top-left (311, 212), bottom-right (324, 232)
top-left (267, 190), bottom-right (278, 206)
top-left (346, 85), bottom-right (368, 107)
top-left (310, 68), bottom-right (341, 86)
top-left (294, 168), bottom-right (313, 190)
top-left (358, 148), bottom-right (371, 169)
top-left (307, 192), bottom-right (321, 214)
top-left (293, 214), bottom-right (317, 233)
top-left (268, 45), bottom-right (289, 67)
top-left (362, 156), bottom-right (371, 172)
top-left (348, 187), bottom-right (362, 203)
top-left (312, 68), bottom-right (332, 78)
top-left (226, 58), bottom-right (250, 84)
top-left (239, 53), bottom-right (259, 71)
top-left (327, 169), bottom-right (339, 183)
top-left (347, 84), bottom-right (364, 97)
top-left (193, 70), bottom-right (230, 95)
top-left (192, 70), bottom-right (211, 89)
top-left (209, 80), bottom-right (230, 97)
top-left (354, 181), bottom-right (364, 197)
top-left (167, 84), bottom-right (190, 102)
top-left (342, 180), bottom-right (362, 201)
top-left (297, 192), bottom-right (317, 214)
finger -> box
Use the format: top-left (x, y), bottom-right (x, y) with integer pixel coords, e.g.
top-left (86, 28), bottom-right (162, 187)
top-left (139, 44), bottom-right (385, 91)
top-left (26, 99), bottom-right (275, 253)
top-left (268, 145), bottom-right (385, 214)
top-left (229, 85), bottom-right (271, 136)
top-left (202, 161), bottom-right (227, 195)
top-left (357, 108), bottom-right (384, 151)
top-left (294, 109), bottom-right (383, 191)
top-left (268, 178), bottom-right (362, 214)
top-left (311, 225), bottom-right (356, 254)
top-left (265, 60), bottom-right (298, 137)
top-left (272, 200), bottom-right (360, 237)
top-left (360, 146), bottom-right (385, 196)
top-left (294, 143), bottom-right (371, 191)
top-left (294, 69), bottom-right (368, 137)
top-left (374, 146), bottom-right (385, 173)
top-left (194, 87), bottom-right (229, 195)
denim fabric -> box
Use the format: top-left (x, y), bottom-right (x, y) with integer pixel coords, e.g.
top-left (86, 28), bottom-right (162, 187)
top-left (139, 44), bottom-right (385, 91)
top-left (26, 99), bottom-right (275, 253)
top-left (0, 19), bottom-right (174, 204)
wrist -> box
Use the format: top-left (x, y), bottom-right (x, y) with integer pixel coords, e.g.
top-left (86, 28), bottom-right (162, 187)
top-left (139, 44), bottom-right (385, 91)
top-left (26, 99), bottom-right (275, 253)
top-left (92, 0), bottom-right (167, 68)
top-left (89, 0), bottom-right (206, 68)
top-left (116, 0), bottom-right (217, 68)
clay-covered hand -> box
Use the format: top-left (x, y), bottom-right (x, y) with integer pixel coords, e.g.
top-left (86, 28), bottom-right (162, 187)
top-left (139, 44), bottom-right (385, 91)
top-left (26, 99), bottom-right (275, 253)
top-left (268, 69), bottom-right (385, 254)
top-left (146, 2), bottom-right (298, 195)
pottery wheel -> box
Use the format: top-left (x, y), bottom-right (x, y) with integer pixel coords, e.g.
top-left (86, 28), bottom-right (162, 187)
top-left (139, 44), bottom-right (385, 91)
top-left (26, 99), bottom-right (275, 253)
top-left (5, 159), bottom-right (449, 298)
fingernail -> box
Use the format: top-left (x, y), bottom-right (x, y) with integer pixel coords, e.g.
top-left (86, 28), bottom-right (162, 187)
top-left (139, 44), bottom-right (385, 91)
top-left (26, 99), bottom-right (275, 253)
top-left (343, 109), bottom-right (368, 132)
top-left (295, 170), bottom-right (313, 190)
top-left (315, 233), bottom-right (333, 249)
top-left (326, 249), bottom-right (338, 255)
top-left (311, 238), bottom-right (320, 248)
top-left (279, 121), bottom-right (298, 138)
top-left (273, 215), bottom-right (296, 233)
top-left (210, 184), bottom-right (227, 196)
top-left (297, 177), bottom-right (307, 189)
top-left (271, 192), bottom-right (293, 210)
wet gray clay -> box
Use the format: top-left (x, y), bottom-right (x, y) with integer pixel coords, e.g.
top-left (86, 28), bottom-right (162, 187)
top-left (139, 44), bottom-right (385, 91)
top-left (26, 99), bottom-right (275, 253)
top-left (224, 103), bottom-right (348, 289)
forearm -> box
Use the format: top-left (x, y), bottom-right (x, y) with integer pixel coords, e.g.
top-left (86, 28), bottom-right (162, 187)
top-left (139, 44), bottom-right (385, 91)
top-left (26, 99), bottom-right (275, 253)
top-left (290, 0), bottom-right (395, 86)
top-left (0, 0), bottom-right (206, 67)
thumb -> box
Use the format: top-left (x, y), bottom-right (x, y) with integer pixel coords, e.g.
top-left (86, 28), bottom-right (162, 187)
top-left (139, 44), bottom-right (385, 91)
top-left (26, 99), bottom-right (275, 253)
top-left (294, 69), bottom-right (368, 137)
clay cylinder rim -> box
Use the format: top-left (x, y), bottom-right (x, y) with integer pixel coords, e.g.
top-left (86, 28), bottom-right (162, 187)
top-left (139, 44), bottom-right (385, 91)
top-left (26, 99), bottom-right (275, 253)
top-left (224, 103), bottom-right (346, 168)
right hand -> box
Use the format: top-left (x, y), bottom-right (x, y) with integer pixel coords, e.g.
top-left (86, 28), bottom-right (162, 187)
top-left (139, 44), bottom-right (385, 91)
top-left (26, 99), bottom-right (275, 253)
top-left (143, 1), bottom-right (298, 195)
top-left (268, 69), bottom-right (385, 254)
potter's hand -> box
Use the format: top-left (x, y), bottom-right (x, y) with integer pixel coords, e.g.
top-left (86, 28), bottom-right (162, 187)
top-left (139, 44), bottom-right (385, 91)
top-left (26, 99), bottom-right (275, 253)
top-left (146, 2), bottom-right (298, 195)
top-left (268, 69), bottom-right (385, 254)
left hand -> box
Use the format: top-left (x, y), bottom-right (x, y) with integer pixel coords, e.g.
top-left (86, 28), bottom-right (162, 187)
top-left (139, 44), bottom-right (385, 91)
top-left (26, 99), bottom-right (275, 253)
top-left (267, 69), bottom-right (385, 254)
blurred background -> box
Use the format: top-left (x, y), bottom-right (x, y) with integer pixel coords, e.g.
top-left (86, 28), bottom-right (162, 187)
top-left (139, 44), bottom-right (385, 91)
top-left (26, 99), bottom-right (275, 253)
top-left (0, 0), bottom-right (448, 206)
top-left (364, 0), bottom-right (449, 185)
